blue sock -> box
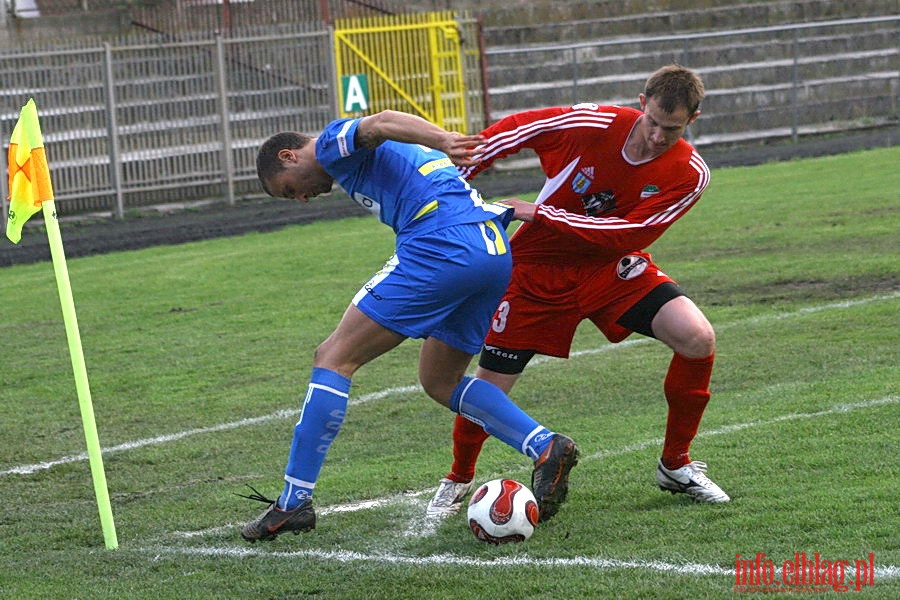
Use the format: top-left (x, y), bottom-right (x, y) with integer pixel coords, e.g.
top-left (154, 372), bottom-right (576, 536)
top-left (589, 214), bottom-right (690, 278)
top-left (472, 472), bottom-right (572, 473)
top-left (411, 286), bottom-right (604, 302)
top-left (279, 367), bottom-right (351, 510)
top-left (449, 376), bottom-right (553, 460)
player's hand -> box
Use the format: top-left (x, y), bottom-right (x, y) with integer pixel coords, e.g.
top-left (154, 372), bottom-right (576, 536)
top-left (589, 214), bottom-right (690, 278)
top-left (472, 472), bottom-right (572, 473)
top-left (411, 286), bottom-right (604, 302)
top-left (441, 133), bottom-right (484, 167)
top-left (495, 198), bottom-right (536, 222)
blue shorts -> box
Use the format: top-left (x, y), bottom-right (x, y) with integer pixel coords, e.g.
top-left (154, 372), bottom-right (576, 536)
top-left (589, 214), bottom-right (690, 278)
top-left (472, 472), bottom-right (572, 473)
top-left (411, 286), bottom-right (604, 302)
top-left (352, 219), bottom-right (512, 354)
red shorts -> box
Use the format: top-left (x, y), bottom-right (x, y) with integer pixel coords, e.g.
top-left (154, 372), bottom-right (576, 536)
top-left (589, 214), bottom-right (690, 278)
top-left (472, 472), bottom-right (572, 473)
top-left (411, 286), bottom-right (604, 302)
top-left (483, 252), bottom-right (675, 358)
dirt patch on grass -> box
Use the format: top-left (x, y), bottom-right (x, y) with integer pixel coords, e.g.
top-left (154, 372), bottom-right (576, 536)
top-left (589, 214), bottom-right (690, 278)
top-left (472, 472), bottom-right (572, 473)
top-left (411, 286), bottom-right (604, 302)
top-left (702, 274), bottom-right (899, 307)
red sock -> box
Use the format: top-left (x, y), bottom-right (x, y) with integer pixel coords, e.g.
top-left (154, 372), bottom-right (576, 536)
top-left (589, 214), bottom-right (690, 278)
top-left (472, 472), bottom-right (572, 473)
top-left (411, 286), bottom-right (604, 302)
top-left (661, 352), bottom-right (714, 470)
top-left (446, 413), bottom-right (490, 483)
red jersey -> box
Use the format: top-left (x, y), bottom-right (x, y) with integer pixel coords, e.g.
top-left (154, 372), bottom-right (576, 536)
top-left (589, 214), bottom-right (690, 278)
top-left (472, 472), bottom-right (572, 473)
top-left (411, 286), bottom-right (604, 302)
top-left (462, 104), bottom-right (710, 265)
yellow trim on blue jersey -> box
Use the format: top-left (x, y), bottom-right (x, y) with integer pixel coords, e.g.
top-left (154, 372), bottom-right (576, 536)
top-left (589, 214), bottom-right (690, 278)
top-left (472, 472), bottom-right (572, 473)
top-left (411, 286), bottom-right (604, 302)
top-left (418, 157), bottom-right (453, 176)
top-left (412, 200), bottom-right (439, 220)
top-left (482, 219), bottom-right (507, 255)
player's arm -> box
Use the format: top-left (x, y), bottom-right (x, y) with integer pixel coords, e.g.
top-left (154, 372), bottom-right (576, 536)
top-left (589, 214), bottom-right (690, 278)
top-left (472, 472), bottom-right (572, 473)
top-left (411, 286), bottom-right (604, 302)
top-left (460, 105), bottom-right (612, 180)
top-left (526, 180), bottom-right (707, 254)
top-left (355, 110), bottom-right (484, 167)
top-left (493, 198), bottom-right (535, 222)
top-left (533, 204), bottom-right (675, 253)
top-left (458, 107), bottom-right (567, 180)
top-left (494, 198), bottom-right (537, 222)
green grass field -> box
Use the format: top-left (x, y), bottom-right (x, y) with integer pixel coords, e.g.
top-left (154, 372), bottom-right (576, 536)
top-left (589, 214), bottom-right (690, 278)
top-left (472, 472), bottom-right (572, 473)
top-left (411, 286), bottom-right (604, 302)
top-left (0, 147), bottom-right (897, 599)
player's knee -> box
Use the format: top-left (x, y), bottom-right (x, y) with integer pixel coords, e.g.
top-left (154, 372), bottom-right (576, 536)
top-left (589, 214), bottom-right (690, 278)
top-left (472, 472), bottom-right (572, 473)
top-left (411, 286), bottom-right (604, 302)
top-left (313, 338), bottom-right (335, 365)
top-left (419, 374), bottom-right (457, 407)
top-left (312, 339), bottom-right (358, 378)
top-left (651, 294), bottom-right (716, 358)
top-left (682, 321), bottom-right (716, 358)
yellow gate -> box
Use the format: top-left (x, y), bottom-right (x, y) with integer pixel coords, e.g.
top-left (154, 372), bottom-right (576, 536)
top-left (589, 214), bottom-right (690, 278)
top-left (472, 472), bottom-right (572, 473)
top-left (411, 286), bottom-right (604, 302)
top-left (334, 11), bottom-right (479, 133)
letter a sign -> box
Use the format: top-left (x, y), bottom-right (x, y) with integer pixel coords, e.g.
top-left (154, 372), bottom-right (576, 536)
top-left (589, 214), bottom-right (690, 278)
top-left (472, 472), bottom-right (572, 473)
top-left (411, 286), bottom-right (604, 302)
top-left (341, 74), bottom-right (370, 113)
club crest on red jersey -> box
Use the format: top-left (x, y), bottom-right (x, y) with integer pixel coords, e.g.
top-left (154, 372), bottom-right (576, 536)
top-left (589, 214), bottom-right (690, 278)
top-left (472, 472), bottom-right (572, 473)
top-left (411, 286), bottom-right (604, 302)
top-left (617, 255), bottom-right (648, 279)
top-left (572, 171), bottom-right (592, 194)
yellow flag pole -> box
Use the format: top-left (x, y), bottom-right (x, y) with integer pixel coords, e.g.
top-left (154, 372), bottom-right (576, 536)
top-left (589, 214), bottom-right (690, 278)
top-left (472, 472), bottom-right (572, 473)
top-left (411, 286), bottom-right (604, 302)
top-left (42, 200), bottom-right (118, 550)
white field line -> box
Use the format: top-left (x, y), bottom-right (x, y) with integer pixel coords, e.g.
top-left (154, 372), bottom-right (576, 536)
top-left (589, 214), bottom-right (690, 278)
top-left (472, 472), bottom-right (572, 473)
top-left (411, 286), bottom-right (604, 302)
top-left (7, 292), bottom-right (897, 579)
top-left (0, 385), bottom-right (418, 476)
top-left (157, 394), bottom-right (899, 580)
top-left (149, 545), bottom-right (900, 580)
top-left (169, 394), bottom-right (898, 541)
top-left (2, 291), bottom-right (897, 478)
top-left (402, 396), bottom-right (900, 537)
top-left (586, 395), bottom-right (898, 462)
top-left (408, 396), bottom-right (900, 538)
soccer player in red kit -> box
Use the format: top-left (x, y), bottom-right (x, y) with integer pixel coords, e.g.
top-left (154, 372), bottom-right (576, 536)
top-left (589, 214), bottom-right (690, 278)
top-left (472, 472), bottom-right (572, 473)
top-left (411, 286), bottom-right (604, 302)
top-left (427, 65), bottom-right (730, 519)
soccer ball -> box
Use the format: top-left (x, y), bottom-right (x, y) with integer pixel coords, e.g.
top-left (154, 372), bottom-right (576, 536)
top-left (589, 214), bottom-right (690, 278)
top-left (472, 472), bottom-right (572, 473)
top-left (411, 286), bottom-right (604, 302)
top-left (467, 478), bottom-right (539, 544)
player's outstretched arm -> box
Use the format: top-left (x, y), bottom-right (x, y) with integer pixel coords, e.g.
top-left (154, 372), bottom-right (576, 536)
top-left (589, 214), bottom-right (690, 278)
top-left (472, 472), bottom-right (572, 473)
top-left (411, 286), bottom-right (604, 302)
top-left (356, 110), bottom-right (484, 166)
top-left (495, 198), bottom-right (537, 222)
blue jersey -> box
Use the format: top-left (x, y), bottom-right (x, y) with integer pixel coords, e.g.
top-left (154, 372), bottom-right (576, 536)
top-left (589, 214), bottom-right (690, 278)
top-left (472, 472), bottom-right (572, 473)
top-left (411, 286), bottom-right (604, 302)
top-left (315, 118), bottom-right (509, 241)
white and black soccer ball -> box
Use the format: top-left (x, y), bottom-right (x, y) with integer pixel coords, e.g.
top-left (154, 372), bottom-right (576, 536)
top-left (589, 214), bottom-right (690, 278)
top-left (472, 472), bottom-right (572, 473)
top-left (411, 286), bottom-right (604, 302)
top-left (467, 478), bottom-right (539, 544)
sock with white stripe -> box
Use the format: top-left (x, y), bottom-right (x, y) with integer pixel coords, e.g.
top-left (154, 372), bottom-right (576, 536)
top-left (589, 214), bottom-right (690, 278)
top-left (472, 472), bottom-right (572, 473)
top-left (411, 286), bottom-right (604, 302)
top-left (449, 376), bottom-right (553, 461)
top-left (279, 367), bottom-right (350, 510)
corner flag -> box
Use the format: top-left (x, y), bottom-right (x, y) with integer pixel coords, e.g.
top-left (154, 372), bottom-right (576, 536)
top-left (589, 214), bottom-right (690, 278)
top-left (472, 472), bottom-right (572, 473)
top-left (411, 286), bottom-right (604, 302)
top-left (5, 99), bottom-right (118, 549)
top-left (6, 98), bottom-right (54, 243)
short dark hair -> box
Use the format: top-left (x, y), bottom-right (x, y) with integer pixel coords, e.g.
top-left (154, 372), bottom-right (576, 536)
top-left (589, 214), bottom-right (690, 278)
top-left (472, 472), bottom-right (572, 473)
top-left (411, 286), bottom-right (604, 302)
top-left (256, 132), bottom-right (312, 195)
top-left (644, 65), bottom-right (705, 115)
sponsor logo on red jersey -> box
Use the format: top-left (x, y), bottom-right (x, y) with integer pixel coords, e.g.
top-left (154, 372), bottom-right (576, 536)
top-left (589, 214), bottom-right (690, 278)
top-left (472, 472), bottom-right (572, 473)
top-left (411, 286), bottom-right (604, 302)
top-left (581, 190), bottom-right (617, 216)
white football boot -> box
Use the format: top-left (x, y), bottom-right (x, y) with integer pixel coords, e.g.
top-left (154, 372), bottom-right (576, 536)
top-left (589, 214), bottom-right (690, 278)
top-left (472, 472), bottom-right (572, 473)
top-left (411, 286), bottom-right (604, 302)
top-left (656, 459), bottom-right (731, 503)
top-left (426, 478), bottom-right (475, 518)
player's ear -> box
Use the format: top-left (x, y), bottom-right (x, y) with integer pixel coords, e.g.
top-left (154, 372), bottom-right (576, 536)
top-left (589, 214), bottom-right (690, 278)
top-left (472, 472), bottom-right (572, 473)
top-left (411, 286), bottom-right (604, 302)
top-left (277, 148), bottom-right (297, 165)
top-left (687, 110), bottom-right (701, 125)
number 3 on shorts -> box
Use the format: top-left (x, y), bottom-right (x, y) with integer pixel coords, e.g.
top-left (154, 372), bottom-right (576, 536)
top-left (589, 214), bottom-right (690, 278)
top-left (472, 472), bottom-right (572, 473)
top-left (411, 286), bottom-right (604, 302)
top-left (492, 300), bottom-right (510, 333)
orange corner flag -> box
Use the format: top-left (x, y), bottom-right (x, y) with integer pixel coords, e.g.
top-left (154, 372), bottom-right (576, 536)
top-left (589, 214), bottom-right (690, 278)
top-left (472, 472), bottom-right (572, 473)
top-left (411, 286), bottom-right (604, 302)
top-left (6, 98), bottom-right (55, 244)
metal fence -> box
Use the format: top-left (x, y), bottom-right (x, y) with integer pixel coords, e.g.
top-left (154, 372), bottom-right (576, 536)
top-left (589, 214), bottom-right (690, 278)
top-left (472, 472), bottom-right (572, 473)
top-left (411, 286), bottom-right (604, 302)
top-left (0, 27), bottom-right (336, 220)
top-left (0, 15), bottom-right (897, 225)
top-left (483, 15), bottom-right (899, 148)
top-left (0, 15), bottom-right (487, 223)
top-left (2, 0), bottom-right (421, 25)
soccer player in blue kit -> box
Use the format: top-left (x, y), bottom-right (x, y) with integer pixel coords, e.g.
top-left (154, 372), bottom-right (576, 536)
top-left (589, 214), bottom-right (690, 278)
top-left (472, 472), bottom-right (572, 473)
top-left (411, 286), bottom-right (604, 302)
top-left (241, 110), bottom-right (579, 541)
